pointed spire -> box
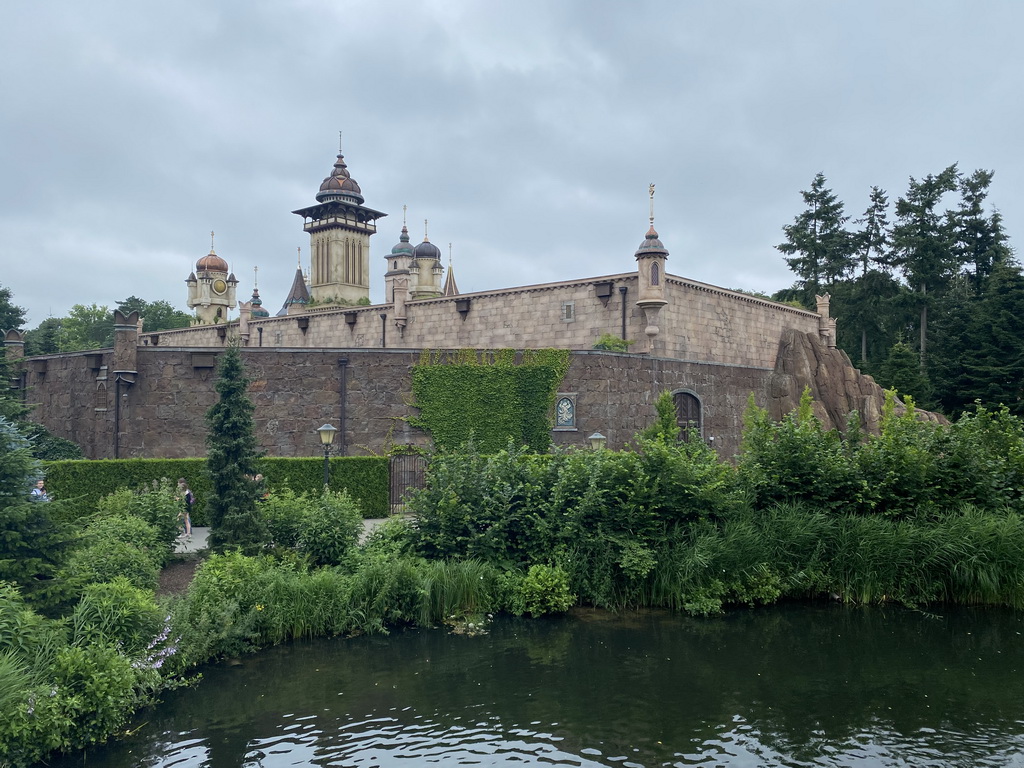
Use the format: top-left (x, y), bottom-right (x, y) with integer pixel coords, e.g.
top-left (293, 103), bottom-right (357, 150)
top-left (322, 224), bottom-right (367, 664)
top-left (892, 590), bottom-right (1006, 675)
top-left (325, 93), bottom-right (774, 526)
top-left (443, 244), bottom-right (460, 296)
top-left (423, 218), bottom-right (430, 242)
top-left (210, 230), bottom-right (216, 254)
top-left (253, 265), bottom-right (258, 289)
top-left (297, 246), bottom-right (302, 269)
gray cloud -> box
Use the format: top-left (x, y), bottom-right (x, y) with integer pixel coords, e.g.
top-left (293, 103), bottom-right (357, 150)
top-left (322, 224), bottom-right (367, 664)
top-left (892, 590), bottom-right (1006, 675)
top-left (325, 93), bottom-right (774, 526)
top-left (2, 1), bottom-right (1021, 326)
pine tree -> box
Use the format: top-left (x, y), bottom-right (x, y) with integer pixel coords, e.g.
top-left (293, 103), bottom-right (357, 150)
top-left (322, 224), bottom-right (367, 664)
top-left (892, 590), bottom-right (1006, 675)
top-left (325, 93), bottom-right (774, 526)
top-left (853, 186), bottom-right (890, 277)
top-left (0, 417), bottom-right (72, 609)
top-left (966, 260), bottom-right (1024, 416)
top-left (777, 173), bottom-right (855, 299)
top-left (875, 340), bottom-right (932, 405)
top-left (885, 165), bottom-right (960, 364)
top-left (950, 169), bottom-right (1013, 290)
top-left (205, 342), bottom-right (266, 553)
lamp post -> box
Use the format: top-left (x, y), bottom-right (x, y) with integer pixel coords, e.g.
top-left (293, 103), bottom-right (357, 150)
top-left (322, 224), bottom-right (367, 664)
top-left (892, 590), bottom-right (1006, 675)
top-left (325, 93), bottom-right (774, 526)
top-left (588, 431), bottom-right (607, 450)
top-left (317, 423), bottom-right (338, 487)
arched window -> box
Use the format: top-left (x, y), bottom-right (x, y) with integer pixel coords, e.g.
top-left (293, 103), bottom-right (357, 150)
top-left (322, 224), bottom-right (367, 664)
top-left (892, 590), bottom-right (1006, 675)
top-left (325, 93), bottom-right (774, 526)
top-left (651, 262), bottom-right (660, 286)
top-left (673, 390), bottom-right (701, 442)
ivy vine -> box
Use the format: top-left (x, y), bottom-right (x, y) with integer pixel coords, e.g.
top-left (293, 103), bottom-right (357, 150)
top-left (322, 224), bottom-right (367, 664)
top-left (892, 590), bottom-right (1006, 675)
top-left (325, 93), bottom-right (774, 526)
top-left (411, 349), bottom-right (570, 453)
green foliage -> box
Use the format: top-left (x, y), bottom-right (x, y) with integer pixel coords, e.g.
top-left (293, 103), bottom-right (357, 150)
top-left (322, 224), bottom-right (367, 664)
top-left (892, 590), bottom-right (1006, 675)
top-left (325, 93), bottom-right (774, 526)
top-left (64, 539), bottom-right (160, 592)
top-left (637, 390), bottom-right (681, 443)
top-left (412, 348), bottom-right (570, 453)
top-left (0, 581), bottom-right (177, 765)
top-left (61, 303), bottom-right (114, 351)
top-left (515, 564), bottom-right (575, 617)
top-left (18, 422), bottom-right (83, 461)
top-left (94, 480), bottom-right (182, 564)
top-left (592, 333), bottom-right (633, 352)
top-left (875, 340), bottom-right (932, 405)
top-left (0, 417), bottom-right (73, 609)
top-left (296, 490), bottom-right (364, 567)
top-left (0, 283), bottom-right (26, 331)
top-left (737, 390), bottom-right (860, 511)
top-left (70, 579), bottom-right (164, 654)
top-left (42, 455), bottom-right (390, 526)
top-left (205, 342), bottom-right (265, 553)
top-left (115, 296), bottom-right (192, 333)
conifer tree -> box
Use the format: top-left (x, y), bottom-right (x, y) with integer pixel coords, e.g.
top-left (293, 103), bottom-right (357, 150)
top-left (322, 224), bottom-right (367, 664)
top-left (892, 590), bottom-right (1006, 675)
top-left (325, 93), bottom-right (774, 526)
top-left (876, 340), bottom-right (932, 405)
top-left (885, 165), bottom-right (960, 364)
top-left (967, 260), bottom-right (1024, 416)
top-left (853, 186), bottom-right (890, 277)
top-left (205, 341), bottom-right (266, 553)
top-left (0, 417), bottom-right (71, 609)
top-left (777, 172), bottom-right (855, 298)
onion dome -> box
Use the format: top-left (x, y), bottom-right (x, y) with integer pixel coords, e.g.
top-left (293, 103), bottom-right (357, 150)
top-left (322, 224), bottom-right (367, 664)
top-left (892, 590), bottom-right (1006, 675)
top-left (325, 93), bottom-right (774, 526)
top-left (413, 236), bottom-right (441, 262)
top-left (315, 152), bottom-right (365, 205)
top-left (391, 225), bottom-right (414, 256)
top-left (634, 226), bottom-right (668, 258)
top-left (250, 288), bottom-right (270, 318)
top-left (196, 248), bottom-right (229, 273)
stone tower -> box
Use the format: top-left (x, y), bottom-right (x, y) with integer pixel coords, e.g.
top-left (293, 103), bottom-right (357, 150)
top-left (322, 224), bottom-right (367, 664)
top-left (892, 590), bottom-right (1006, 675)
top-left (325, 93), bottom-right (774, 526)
top-left (634, 184), bottom-right (668, 353)
top-left (186, 236), bottom-right (238, 324)
top-left (410, 221), bottom-right (444, 300)
top-left (292, 144), bottom-right (386, 304)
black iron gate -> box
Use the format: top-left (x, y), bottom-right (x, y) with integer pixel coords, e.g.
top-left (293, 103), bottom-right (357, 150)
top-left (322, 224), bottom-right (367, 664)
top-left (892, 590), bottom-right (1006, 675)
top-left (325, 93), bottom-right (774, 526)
top-left (389, 454), bottom-right (427, 511)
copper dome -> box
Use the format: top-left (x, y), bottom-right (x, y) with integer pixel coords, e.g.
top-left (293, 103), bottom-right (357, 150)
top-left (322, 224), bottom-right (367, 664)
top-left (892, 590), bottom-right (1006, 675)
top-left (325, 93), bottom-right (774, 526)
top-left (196, 251), bottom-right (229, 272)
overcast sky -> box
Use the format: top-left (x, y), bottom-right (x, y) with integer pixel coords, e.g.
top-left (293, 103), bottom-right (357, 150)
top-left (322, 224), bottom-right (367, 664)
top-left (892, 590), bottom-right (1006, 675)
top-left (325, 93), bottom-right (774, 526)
top-left (2, 1), bottom-right (1021, 328)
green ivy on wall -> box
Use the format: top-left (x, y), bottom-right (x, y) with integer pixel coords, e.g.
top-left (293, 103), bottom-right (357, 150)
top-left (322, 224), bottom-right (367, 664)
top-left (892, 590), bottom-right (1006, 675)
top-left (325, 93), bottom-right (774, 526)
top-left (411, 348), bottom-right (570, 453)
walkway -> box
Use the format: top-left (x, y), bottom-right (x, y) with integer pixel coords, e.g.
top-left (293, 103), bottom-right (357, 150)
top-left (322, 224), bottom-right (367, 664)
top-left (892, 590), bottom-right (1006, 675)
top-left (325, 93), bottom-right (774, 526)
top-left (174, 518), bottom-right (392, 554)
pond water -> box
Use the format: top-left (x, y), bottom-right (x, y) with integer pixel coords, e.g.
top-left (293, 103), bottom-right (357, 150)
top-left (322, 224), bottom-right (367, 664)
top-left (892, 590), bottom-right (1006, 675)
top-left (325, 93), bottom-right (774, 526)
top-left (53, 604), bottom-right (1024, 767)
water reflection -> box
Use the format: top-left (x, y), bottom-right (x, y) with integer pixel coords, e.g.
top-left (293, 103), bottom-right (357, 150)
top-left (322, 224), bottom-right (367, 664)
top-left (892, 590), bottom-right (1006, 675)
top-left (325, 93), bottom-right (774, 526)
top-left (52, 604), bottom-right (1024, 767)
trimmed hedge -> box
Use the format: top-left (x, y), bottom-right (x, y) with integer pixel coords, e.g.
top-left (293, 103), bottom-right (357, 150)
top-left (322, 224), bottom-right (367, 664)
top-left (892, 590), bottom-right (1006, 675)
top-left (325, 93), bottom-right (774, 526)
top-left (43, 456), bottom-right (389, 524)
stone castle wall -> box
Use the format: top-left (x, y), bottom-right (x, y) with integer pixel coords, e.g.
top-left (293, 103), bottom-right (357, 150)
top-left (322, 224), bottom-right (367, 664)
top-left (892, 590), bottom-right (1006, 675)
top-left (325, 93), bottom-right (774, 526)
top-left (143, 272), bottom-right (822, 372)
top-left (21, 346), bottom-right (773, 461)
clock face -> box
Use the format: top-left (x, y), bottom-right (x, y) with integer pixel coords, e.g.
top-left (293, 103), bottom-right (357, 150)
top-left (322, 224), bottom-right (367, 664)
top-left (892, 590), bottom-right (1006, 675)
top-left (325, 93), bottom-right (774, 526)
top-left (213, 279), bottom-right (227, 295)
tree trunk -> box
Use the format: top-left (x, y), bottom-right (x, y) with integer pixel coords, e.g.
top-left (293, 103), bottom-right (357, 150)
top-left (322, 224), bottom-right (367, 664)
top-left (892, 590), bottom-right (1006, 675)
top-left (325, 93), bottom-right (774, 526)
top-left (919, 283), bottom-right (927, 368)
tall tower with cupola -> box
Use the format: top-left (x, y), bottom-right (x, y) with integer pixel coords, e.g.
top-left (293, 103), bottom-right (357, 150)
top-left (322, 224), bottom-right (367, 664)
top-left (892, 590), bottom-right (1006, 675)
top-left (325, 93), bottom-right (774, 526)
top-left (186, 233), bottom-right (238, 324)
top-left (634, 184), bottom-right (669, 353)
top-left (292, 138), bottom-right (386, 304)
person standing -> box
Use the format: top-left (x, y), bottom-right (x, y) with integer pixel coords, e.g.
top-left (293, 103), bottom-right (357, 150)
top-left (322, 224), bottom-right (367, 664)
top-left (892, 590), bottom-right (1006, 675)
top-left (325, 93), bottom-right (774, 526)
top-left (29, 479), bottom-right (49, 501)
top-left (176, 478), bottom-right (194, 539)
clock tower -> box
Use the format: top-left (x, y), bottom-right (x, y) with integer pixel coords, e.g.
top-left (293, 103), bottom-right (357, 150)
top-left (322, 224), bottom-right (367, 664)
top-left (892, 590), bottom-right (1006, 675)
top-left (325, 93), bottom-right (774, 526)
top-left (186, 233), bottom-right (238, 324)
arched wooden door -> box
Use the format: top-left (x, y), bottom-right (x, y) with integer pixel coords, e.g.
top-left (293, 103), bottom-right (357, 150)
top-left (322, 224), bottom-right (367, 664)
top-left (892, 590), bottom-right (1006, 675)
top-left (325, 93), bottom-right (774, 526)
top-left (673, 391), bottom-right (702, 442)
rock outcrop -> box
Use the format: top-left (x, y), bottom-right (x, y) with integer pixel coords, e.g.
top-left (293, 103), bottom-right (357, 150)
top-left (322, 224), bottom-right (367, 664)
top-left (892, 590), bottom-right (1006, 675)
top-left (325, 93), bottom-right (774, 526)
top-left (769, 329), bottom-right (946, 433)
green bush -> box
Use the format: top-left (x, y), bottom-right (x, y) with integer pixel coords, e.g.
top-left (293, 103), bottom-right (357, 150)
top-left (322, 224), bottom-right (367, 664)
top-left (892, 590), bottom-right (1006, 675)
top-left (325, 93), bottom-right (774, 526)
top-left (71, 579), bottom-right (165, 654)
top-left (516, 564), bottom-right (575, 617)
top-left (259, 485), bottom-right (310, 549)
top-left (296, 490), bottom-right (364, 567)
top-left (64, 540), bottom-right (160, 592)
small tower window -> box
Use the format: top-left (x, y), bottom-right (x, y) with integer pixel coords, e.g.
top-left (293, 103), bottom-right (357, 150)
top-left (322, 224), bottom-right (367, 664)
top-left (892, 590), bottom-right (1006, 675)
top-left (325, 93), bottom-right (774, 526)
top-left (651, 262), bottom-right (660, 286)
top-left (561, 301), bottom-right (576, 322)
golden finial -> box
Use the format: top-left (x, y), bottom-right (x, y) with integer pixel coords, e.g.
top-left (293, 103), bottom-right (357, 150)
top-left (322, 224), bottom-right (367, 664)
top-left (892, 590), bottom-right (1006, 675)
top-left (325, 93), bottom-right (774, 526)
top-left (424, 219), bottom-right (429, 241)
top-left (648, 183), bottom-right (656, 227)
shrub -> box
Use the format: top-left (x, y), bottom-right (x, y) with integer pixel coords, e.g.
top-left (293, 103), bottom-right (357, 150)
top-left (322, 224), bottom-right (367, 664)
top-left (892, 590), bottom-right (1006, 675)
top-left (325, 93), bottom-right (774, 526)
top-left (259, 485), bottom-right (310, 549)
top-left (64, 540), bottom-right (160, 592)
top-left (515, 564), bottom-right (575, 617)
top-left (71, 579), bottom-right (165, 654)
top-left (296, 490), bottom-right (364, 567)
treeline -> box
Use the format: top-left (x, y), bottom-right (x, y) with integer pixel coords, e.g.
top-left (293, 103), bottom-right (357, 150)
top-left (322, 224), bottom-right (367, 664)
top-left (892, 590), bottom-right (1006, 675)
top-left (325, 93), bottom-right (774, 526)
top-left (774, 165), bottom-right (1023, 417)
